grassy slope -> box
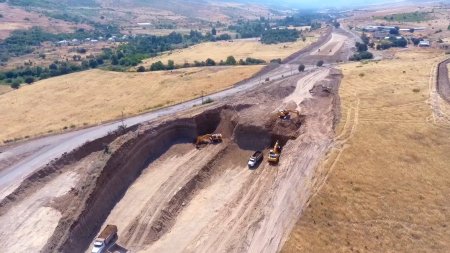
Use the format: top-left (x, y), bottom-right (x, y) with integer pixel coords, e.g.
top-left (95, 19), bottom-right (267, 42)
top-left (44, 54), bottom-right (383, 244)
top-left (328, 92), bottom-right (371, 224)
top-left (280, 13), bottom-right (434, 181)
top-left (0, 66), bottom-right (261, 142)
top-left (140, 37), bottom-right (317, 67)
top-left (282, 49), bottom-right (450, 252)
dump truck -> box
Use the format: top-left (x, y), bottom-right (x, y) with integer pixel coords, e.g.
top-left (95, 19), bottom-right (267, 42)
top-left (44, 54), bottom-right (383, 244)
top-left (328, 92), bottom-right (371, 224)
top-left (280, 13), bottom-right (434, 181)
top-left (248, 151), bottom-right (263, 167)
top-left (195, 133), bottom-right (222, 148)
top-left (268, 141), bottom-right (281, 164)
top-left (91, 225), bottom-right (117, 253)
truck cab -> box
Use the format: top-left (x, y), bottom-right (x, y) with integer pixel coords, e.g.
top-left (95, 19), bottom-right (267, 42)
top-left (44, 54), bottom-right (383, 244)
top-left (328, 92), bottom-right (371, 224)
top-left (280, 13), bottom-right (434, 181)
top-left (248, 151), bottom-right (263, 167)
top-left (91, 239), bottom-right (106, 253)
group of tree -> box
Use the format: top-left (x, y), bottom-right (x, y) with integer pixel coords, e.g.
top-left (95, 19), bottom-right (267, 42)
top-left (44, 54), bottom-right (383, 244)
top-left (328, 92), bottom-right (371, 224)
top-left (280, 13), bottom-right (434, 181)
top-left (375, 36), bottom-right (408, 50)
top-left (349, 34), bottom-right (374, 61)
top-left (145, 56), bottom-right (266, 72)
top-left (276, 12), bottom-right (332, 29)
top-left (0, 59), bottom-right (103, 89)
top-left (228, 19), bottom-right (269, 38)
top-left (0, 25), bottom-right (119, 63)
top-left (261, 29), bottom-right (300, 44)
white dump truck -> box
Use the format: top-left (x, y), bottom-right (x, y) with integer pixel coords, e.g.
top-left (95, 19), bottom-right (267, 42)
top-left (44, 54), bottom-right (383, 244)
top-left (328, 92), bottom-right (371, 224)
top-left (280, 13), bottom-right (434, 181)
top-left (248, 151), bottom-right (263, 167)
top-left (91, 224), bottom-right (117, 253)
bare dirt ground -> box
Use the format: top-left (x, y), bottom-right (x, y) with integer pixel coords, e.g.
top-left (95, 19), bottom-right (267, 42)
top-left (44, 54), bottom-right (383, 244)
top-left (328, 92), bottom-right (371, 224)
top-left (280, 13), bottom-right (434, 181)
top-left (0, 65), bottom-right (343, 253)
top-left (310, 33), bottom-right (348, 57)
top-left (282, 49), bottom-right (450, 252)
top-left (0, 27), bottom-right (354, 253)
top-left (91, 68), bottom-right (341, 253)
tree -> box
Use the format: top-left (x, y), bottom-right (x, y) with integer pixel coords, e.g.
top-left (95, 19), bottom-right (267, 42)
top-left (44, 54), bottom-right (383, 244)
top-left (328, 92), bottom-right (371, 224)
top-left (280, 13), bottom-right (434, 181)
top-left (225, 56), bottom-right (237, 65)
top-left (111, 55), bottom-right (119, 65)
top-left (333, 21), bottom-right (340, 28)
top-left (316, 60), bottom-right (324, 67)
top-left (205, 58), bottom-right (216, 66)
top-left (136, 66), bottom-right (146, 72)
top-left (167, 60), bottom-right (175, 70)
top-left (361, 33), bottom-right (370, 45)
top-left (389, 28), bottom-right (399, 35)
top-left (356, 42), bottom-right (368, 52)
top-left (212, 27), bottom-right (217, 36)
top-left (150, 61), bottom-right (165, 71)
top-left (298, 64), bottom-right (305, 72)
top-left (10, 81), bottom-right (20, 89)
top-left (24, 76), bottom-right (34, 84)
top-left (49, 63), bottom-right (57, 70)
top-left (88, 59), bottom-right (98, 68)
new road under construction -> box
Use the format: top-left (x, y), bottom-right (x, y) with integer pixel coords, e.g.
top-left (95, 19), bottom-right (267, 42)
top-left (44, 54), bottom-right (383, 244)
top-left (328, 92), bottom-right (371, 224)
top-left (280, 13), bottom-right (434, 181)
top-left (0, 28), bottom-right (355, 253)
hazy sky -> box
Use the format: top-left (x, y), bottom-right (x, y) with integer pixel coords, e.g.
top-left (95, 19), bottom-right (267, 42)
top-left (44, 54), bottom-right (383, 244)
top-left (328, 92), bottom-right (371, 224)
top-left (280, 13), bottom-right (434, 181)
top-left (247, 0), bottom-right (407, 8)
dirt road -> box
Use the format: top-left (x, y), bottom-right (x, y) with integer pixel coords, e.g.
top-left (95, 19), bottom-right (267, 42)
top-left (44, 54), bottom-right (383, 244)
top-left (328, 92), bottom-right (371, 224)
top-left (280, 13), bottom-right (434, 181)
top-left (0, 28), bottom-right (354, 253)
top-left (85, 68), bottom-right (342, 253)
top-left (0, 28), bottom-right (355, 202)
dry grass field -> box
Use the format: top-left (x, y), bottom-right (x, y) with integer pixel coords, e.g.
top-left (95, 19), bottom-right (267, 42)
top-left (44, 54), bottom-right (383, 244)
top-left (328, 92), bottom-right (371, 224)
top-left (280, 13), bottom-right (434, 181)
top-left (282, 49), bottom-right (450, 252)
top-left (0, 66), bottom-right (261, 142)
top-left (140, 37), bottom-right (317, 68)
top-left (0, 3), bottom-right (89, 39)
top-left (0, 85), bottom-right (11, 95)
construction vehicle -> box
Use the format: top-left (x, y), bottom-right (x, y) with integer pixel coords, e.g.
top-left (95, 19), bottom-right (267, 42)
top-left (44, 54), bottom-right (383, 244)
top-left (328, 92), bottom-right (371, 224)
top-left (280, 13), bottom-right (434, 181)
top-left (268, 141), bottom-right (281, 164)
top-left (195, 133), bottom-right (222, 148)
top-left (278, 109), bottom-right (300, 120)
top-left (248, 151), bottom-right (263, 168)
top-left (91, 225), bottom-right (117, 253)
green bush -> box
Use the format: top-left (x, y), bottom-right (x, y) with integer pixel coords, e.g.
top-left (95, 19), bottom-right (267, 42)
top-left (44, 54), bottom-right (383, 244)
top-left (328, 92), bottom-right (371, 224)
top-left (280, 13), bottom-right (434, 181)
top-left (298, 64), bottom-right (305, 72)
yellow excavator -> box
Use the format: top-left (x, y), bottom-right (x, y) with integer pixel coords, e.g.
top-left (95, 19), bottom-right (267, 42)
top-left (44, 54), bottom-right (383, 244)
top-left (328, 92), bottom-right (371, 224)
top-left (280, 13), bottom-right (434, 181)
top-left (195, 133), bottom-right (223, 148)
top-left (278, 109), bottom-right (300, 120)
top-left (268, 140), bottom-right (281, 164)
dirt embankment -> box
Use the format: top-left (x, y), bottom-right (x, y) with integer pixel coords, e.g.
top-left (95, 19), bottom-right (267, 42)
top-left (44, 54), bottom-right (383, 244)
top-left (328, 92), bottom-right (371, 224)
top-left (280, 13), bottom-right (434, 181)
top-left (437, 58), bottom-right (450, 103)
top-left (0, 67), bottom-right (343, 253)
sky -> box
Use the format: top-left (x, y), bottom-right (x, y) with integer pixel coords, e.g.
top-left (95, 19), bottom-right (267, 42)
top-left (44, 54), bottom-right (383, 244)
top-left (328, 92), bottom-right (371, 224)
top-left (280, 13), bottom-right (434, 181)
top-left (241, 0), bottom-right (409, 9)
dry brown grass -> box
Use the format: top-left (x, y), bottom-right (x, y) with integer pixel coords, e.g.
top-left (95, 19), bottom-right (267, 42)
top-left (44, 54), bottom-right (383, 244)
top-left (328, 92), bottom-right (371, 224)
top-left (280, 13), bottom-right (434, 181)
top-left (0, 85), bottom-right (11, 95)
top-left (0, 66), bottom-right (261, 142)
top-left (0, 3), bottom-right (89, 39)
top-left (282, 49), bottom-right (450, 252)
top-left (140, 37), bottom-right (317, 68)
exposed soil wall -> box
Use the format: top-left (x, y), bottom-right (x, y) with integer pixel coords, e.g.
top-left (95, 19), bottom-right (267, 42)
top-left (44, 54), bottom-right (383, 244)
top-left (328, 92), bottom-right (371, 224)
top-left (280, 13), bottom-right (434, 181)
top-left (437, 58), bottom-right (450, 103)
top-left (44, 106), bottom-right (236, 252)
top-left (0, 125), bottom-right (138, 216)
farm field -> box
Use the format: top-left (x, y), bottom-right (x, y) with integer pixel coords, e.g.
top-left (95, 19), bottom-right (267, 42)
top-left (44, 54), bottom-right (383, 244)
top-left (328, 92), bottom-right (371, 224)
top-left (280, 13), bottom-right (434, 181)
top-left (0, 65), bottom-right (262, 142)
top-left (140, 36), bottom-right (317, 67)
top-left (282, 49), bottom-right (450, 252)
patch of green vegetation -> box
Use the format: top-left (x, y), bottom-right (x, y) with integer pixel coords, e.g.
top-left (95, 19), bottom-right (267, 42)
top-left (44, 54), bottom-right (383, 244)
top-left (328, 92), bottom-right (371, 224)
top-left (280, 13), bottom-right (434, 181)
top-left (0, 26), bottom-right (119, 62)
top-left (376, 11), bottom-right (430, 22)
top-left (261, 28), bottom-right (300, 44)
top-left (146, 55), bottom-right (265, 72)
top-left (229, 18), bottom-right (269, 38)
top-left (8, 0), bottom-right (97, 9)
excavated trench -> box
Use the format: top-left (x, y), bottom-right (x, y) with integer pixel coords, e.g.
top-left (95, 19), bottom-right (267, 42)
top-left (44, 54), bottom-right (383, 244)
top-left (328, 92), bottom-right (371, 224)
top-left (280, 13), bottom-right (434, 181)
top-left (45, 102), bottom-right (304, 252)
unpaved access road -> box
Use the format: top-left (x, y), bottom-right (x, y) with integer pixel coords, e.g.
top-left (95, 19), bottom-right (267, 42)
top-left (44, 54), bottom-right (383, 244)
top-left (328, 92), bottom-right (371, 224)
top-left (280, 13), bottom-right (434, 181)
top-left (87, 68), bottom-right (340, 253)
top-left (0, 28), bottom-right (354, 204)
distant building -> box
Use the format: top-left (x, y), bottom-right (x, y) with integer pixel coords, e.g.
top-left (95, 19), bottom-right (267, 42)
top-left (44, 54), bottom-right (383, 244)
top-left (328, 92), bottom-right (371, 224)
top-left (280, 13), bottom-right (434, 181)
top-left (373, 31), bottom-right (388, 39)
